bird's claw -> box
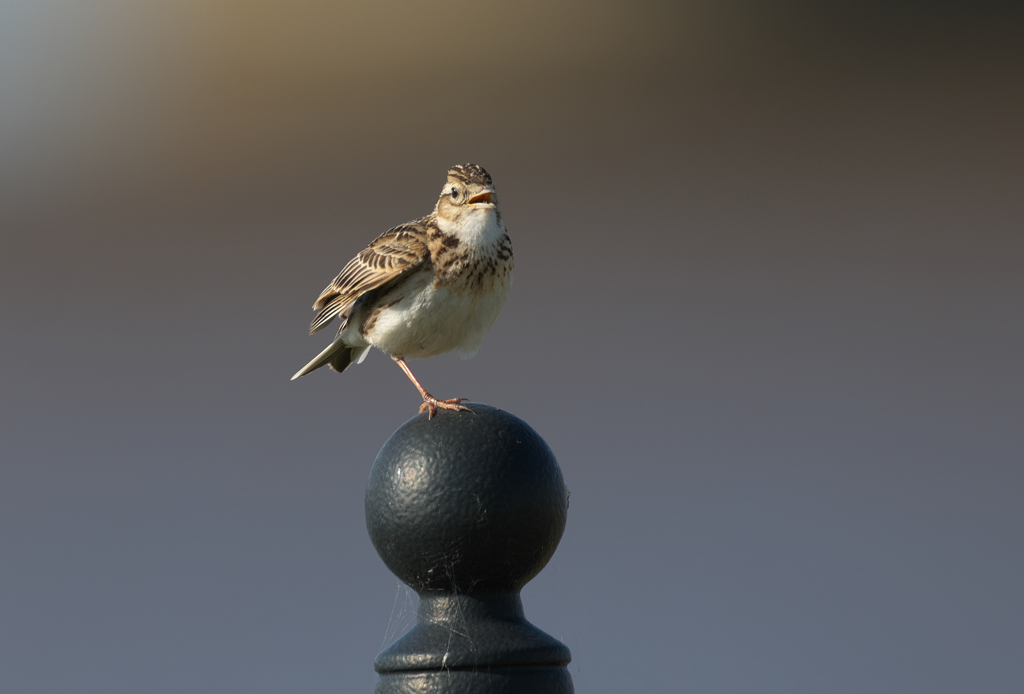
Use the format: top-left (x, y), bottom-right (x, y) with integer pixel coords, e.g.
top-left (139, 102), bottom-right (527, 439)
top-left (419, 396), bottom-right (471, 419)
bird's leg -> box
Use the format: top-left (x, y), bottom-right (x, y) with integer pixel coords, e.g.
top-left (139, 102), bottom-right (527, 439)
top-left (393, 357), bottom-right (471, 419)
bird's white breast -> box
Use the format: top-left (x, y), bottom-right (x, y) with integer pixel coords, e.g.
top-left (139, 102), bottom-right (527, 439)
top-left (361, 266), bottom-right (511, 360)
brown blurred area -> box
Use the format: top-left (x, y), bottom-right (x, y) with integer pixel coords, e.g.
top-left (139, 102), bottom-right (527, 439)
top-left (5, 0), bottom-right (691, 196)
top-left (7, 2), bottom-right (1019, 204)
top-left (1, 3), bottom-right (1023, 694)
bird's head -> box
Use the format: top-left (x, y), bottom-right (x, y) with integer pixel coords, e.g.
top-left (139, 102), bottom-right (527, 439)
top-left (436, 164), bottom-right (499, 224)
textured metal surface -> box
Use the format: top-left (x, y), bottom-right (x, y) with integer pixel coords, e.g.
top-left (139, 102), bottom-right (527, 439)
top-left (365, 404), bottom-right (572, 694)
top-left (373, 668), bottom-right (575, 694)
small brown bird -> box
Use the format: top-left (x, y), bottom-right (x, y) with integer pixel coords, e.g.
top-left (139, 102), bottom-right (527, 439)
top-left (291, 164), bottom-right (514, 418)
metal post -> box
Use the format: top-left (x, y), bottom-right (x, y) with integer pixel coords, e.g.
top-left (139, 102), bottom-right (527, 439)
top-left (365, 403), bottom-right (573, 694)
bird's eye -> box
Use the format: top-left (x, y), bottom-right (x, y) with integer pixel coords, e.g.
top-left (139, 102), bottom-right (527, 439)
top-left (450, 187), bottom-right (459, 199)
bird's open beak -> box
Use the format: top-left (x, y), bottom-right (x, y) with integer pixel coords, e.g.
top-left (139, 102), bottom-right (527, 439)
top-left (467, 188), bottom-right (496, 206)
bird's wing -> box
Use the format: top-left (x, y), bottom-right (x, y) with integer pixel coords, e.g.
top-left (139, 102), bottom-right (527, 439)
top-left (308, 219), bottom-right (432, 334)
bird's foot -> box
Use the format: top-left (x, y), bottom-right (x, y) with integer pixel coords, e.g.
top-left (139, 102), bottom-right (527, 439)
top-left (419, 395), bottom-right (471, 420)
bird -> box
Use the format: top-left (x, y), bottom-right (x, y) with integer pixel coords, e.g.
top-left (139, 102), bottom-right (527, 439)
top-left (291, 164), bottom-right (514, 418)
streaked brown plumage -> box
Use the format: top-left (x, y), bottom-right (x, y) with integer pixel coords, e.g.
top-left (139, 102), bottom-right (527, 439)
top-left (291, 164), bottom-right (513, 418)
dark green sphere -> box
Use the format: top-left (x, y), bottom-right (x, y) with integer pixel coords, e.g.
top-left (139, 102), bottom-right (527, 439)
top-left (365, 403), bottom-right (568, 594)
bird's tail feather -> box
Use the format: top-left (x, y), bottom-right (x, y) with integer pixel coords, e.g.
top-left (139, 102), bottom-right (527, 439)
top-left (291, 339), bottom-right (367, 380)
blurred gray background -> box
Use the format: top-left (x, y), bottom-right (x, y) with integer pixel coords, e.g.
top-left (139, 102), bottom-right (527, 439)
top-left (2, 2), bottom-right (1022, 692)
